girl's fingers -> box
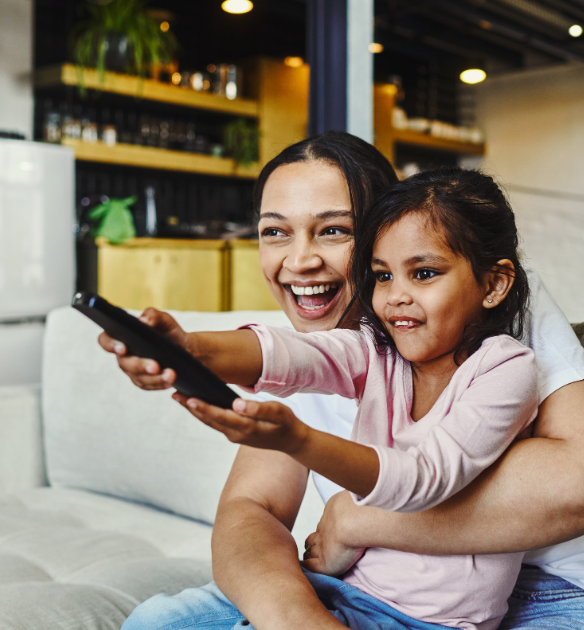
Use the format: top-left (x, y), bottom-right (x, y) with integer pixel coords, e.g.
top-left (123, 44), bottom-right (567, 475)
top-left (173, 394), bottom-right (255, 438)
top-left (232, 398), bottom-right (292, 423)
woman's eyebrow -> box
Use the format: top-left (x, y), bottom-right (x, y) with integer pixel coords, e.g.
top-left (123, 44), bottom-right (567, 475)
top-left (259, 212), bottom-right (287, 221)
top-left (311, 210), bottom-right (353, 220)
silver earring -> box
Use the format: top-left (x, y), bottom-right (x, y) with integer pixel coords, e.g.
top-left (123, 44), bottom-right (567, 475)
top-left (487, 297), bottom-right (493, 303)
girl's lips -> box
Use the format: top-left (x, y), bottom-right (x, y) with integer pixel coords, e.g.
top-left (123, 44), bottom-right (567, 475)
top-left (284, 284), bottom-right (344, 320)
top-left (389, 319), bottom-right (423, 331)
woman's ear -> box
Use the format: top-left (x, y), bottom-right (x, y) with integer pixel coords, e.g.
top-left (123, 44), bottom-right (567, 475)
top-left (483, 260), bottom-right (515, 309)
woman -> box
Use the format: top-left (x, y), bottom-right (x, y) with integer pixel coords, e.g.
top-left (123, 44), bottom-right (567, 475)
top-left (102, 132), bottom-right (584, 629)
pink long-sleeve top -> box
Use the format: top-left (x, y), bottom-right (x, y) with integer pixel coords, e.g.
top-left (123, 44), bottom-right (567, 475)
top-left (244, 323), bottom-right (538, 630)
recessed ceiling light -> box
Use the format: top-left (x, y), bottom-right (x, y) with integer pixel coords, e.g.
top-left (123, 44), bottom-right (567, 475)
top-left (460, 68), bottom-right (487, 84)
top-left (569, 24), bottom-right (583, 37)
top-left (369, 43), bottom-right (384, 53)
top-left (284, 57), bottom-right (304, 68)
top-left (222, 0), bottom-right (253, 14)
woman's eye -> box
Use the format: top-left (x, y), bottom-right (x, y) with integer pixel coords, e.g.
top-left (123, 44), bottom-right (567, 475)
top-left (375, 271), bottom-right (392, 283)
top-left (261, 228), bottom-right (284, 238)
top-left (415, 268), bottom-right (437, 281)
top-left (321, 227), bottom-right (352, 237)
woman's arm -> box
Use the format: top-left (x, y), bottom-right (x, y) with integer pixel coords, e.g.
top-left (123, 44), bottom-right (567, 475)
top-left (307, 380), bottom-right (584, 570)
top-left (212, 445), bottom-right (346, 630)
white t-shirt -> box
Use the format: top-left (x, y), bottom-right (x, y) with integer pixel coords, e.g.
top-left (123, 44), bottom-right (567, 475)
top-left (258, 269), bottom-right (584, 587)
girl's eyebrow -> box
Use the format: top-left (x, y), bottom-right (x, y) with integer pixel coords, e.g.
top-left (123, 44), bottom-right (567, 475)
top-left (405, 254), bottom-right (449, 265)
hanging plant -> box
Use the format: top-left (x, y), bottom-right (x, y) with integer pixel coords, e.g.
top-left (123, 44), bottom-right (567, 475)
top-left (224, 118), bottom-right (260, 168)
top-left (88, 196), bottom-right (137, 245)
top-left (70, 0), bottom-right (179, 95)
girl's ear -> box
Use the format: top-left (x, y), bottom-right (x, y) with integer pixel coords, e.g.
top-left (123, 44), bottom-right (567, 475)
top-left (483, 260), bottom-right (515, 309)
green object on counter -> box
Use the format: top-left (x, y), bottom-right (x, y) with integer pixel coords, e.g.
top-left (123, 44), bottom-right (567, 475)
top-left (89, 196), bottom-right (137, 245)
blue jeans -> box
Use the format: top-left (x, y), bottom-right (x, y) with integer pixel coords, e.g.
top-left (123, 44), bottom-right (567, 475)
top-left (121, 569), bottom-right (449, 630)
top-left (500, 564), bottom-right (584, 629)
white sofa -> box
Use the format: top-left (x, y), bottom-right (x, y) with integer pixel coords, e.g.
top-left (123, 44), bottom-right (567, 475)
top-left (0, 307), bottom-right (325, 630)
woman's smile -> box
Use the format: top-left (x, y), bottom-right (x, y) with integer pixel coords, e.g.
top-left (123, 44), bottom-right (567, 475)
top-left (258, 161), bottom-right (354, 333)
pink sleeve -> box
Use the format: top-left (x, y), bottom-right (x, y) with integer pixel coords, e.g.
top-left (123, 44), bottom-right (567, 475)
top-left (354, 338), bottom-right (539, 513)
top-left (240, 323), bottom-right (371, 400)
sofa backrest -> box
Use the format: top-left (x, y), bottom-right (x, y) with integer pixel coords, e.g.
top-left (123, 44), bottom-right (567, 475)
top-left (42, 307), bottom-right (325, 546)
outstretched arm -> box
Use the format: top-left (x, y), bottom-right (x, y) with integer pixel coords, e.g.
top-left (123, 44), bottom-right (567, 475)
top-left (305, 380), bottom-right (584, 577)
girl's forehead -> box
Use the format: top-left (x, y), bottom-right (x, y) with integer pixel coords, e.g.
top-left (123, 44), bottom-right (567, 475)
top-left (374, 213), bottom-right (453, 259)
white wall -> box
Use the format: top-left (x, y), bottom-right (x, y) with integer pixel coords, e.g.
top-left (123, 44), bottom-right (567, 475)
top-left (0, 0), bottom-right (33, 139)
top-left (475, 62), bottom-right (584, 322)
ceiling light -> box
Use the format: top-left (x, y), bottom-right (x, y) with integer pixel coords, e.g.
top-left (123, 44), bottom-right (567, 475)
top-left (369, 43), bottom-right (384, 53)
top-left (569, 24), bottom-right (583, 37)
top-left (460, 68), bottom-right (487, 84)
top-left (221, 0), bottom-right (253, 14)
top-left (284, 57), bottom-right (304, 68)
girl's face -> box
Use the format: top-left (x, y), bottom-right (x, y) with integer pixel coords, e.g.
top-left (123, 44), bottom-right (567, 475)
top-left (371, 212), bottom-right (487, 369)
top-left (258, 161), bottom-right (354, 333)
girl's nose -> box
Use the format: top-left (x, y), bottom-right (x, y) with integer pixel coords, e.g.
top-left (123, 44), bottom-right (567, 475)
top-left (386, 280), bottom-right (413, 307)
top-left (283, 237), bottom-right (322, 273)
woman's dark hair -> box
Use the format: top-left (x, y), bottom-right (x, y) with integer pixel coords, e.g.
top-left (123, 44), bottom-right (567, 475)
top-left (253, 131), bottom-right (399, 229)
top-left (351, 167), bottom-right (530, 364)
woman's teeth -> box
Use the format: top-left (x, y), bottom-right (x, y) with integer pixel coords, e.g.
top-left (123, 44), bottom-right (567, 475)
top-left (291, 283), bottom-right (337, 296)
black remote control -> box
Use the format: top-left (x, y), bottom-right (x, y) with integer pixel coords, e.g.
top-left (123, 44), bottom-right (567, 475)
top-left (72, 292), bottom-right (239, 409)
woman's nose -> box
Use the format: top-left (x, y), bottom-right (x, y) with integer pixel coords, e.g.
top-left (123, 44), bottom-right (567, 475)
top-left (283, 237), bottom-right (322, 273)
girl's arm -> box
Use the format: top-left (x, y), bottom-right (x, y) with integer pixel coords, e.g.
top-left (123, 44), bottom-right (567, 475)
top-left (98, 308), bottom-right (263, 388)
top-left (175, 393), bottom-right (381, 498)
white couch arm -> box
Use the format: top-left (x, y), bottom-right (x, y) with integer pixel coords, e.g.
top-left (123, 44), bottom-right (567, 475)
top-left (0, 385), bottom-right (47, 493)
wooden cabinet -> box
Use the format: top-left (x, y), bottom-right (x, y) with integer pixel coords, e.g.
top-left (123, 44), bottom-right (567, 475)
top-left (97, 239), bottom-right (228, 312)
top-left (96, 238), bottom-right (282, 312)
top-left (228, 240), bottom-right (280, 311)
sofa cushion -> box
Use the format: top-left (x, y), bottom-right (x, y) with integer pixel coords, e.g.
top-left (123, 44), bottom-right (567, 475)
top-left (42, 307), bottom-right (293, 527)
top-left (0, 486), bottom-right (214, 630)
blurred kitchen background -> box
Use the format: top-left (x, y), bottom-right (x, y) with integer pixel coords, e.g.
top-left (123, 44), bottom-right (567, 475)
top-left (1, 0), bottom-right (584, 385)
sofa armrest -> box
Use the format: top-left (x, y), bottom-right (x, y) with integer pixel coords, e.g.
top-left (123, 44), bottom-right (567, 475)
top-left (0, 385), bottom-right (47, 493)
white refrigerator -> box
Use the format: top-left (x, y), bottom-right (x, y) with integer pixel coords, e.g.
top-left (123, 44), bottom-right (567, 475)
top-left (0, 139), bottom-right (75, 385)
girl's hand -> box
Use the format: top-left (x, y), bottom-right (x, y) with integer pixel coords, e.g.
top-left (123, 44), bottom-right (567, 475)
top-left (301, 490), bottom-right (365, 577)
top-left (172, 394), bottom-right (310, 454)
top-left (98, 308), bottom-right (190, 390)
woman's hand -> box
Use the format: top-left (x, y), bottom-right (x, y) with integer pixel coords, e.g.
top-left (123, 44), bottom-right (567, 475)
top-left (172, 394), bottom-right (310, 454)
top-left (98, 307), bottom-right (190, 390)
top-left (302, 490), bottom-right (366, 577)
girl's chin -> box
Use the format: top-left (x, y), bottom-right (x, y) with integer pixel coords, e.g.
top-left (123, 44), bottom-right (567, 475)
top-left (284, 285), bottom-right (346, 325)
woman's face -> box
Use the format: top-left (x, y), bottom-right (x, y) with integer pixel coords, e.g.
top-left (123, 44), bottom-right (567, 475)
top-left (258, 161), bottom-right (354, 333)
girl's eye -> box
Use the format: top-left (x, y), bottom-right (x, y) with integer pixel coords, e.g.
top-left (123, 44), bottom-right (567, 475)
top-left (375, 271), bottom-right (392, 283)
top-left (415, 268), bottom-right (437, 281)
top-left (261, 228), bottom-right (285, 238)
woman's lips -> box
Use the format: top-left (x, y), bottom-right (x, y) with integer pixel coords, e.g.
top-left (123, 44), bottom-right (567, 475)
top-left (284, 284), bottom-right (342, 318)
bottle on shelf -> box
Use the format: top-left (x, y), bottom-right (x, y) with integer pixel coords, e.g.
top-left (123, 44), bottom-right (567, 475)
top-left (101, 108), bottom-right (117, 146)
top-left (145, 185), bottom-right (157, 236)
top-left (42, 99), bottom-right (62, 143)
top-left (81, 108), bottom-right (98, 143)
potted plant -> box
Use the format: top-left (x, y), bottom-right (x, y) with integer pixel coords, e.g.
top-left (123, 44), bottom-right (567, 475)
top-left (70, 0), bottom-right (179, 91)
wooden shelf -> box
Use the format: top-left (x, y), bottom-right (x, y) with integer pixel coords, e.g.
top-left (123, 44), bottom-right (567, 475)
top-left (392, 128), bottom-right (485, 155)
top-left (35, 64), bottom-right (259, 118)
top-left (62, 138), bottom-right (260, 179)
top-left (373, 84), bottom-right (485, 162)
